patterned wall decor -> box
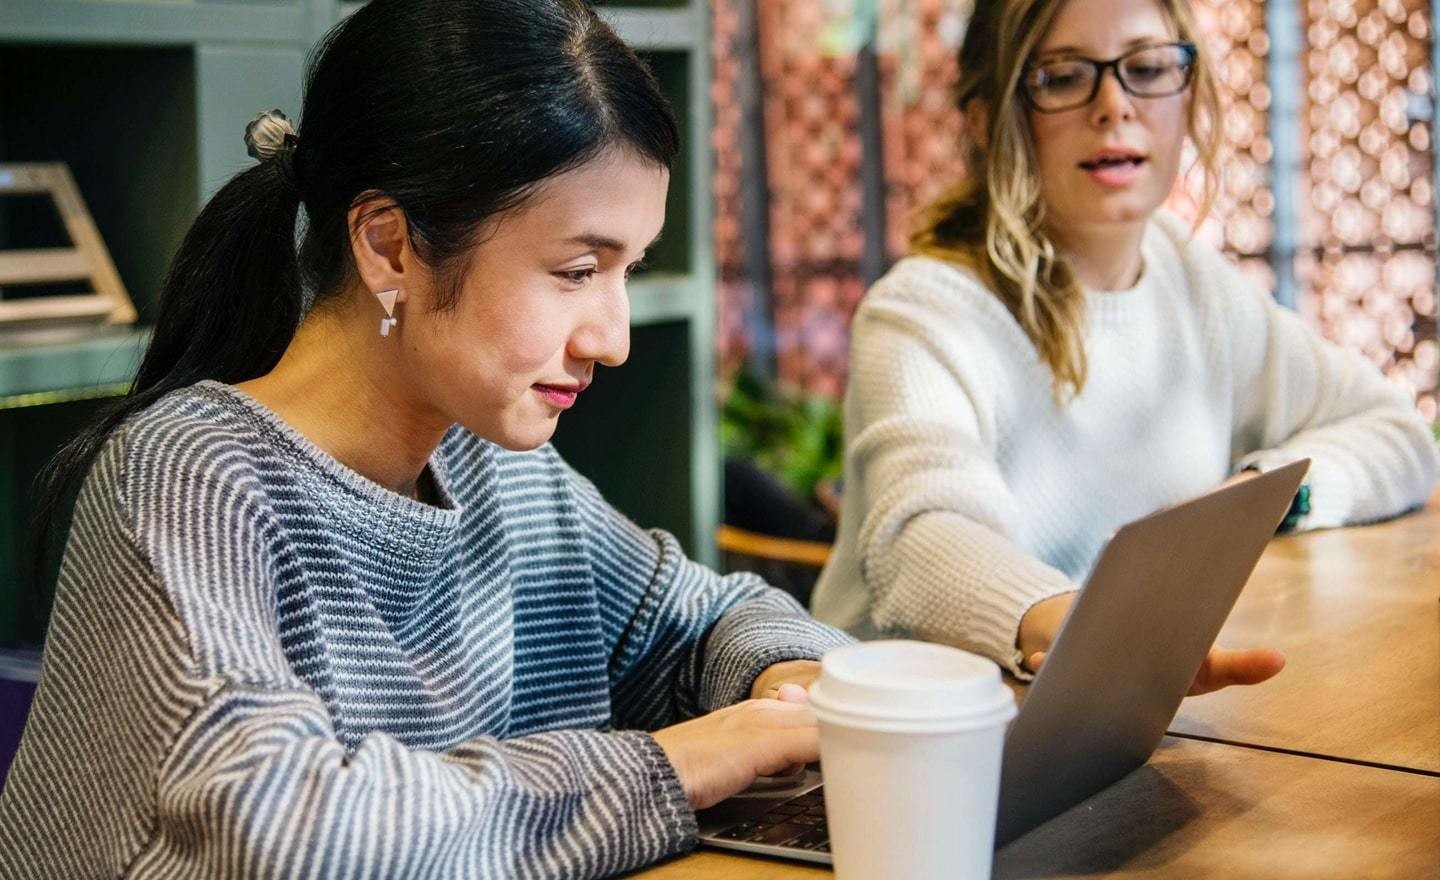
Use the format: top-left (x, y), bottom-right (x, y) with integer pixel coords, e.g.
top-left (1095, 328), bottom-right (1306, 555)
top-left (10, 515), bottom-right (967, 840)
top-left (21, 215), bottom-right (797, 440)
top-left (756, 0), bottom-right (868, 398)
top-left (712, 0), bottom-right (868, 397)
top-left (713, 0), bottom-right (971, 395)
top-left (712, 0), bottom-right (752, 376)
top-left (1297, 0), bottom-right (1437, 419)
top-left (876, 0), bottom-right (970, 258)
top-left (1179, 0), bottom-right (1277, 291)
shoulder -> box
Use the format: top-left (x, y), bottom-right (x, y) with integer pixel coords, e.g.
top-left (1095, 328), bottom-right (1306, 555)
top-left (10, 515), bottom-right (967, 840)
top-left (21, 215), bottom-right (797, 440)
top-left (66, 383), bottom-right (286, 583)
top-left (862, 256), bottom-right (1022, 326)
top-left (854, 255), bottom-right (1037, 360)
top-left (115, 381), bottom-right (278, 503)
top-left (1145, 211), bottom-right (1261, 296)
top-left (1141, 212), bottom-right (1278, 331)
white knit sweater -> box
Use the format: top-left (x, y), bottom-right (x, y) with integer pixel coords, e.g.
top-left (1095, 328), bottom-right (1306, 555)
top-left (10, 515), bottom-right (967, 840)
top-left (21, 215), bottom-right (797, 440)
top-left (810, 213), bottom-right (1440, 675)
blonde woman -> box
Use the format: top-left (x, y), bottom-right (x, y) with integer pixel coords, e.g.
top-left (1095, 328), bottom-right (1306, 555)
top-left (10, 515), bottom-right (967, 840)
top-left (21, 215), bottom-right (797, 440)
top-left (811, 0), bottom-right (1439, 686)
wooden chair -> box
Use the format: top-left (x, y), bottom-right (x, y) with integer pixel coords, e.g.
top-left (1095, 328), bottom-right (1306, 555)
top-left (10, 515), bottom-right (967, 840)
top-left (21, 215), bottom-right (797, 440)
top-left (716, 524), bottom-right (833, 567)
top-left (716, 524), bottom-right (833, 606)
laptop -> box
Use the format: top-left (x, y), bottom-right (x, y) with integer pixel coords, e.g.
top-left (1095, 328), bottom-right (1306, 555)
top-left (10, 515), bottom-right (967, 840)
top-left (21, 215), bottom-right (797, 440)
top-left (696, 459), bottom-right (1310, 863)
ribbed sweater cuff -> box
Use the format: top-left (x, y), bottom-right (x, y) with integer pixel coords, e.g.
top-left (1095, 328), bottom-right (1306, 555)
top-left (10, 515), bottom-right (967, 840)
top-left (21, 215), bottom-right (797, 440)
top-left (966, 573), bottom-right (1076, 679)
top-left (1236, 449), bottom-right (1350, 530)
top-left (699, 593), bottom-right (856, 710)
top-left (872, 513), bottom-right (1078, 679)
top-left (620, 731), bottom-right (700, 859)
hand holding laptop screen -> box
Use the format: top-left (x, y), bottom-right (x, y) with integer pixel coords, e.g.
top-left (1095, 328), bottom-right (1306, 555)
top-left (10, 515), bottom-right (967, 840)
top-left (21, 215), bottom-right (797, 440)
top-left (1022, 591), bottom-right (1287, 695)
top-left (699, 460), bottom-right (1314, 864)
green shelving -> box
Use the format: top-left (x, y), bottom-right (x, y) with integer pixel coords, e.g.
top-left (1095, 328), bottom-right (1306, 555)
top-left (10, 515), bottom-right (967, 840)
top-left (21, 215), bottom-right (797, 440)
top-left (0, 329), bottom-right (149, 408)
top-left (597, 7), bottom-right (699, 50)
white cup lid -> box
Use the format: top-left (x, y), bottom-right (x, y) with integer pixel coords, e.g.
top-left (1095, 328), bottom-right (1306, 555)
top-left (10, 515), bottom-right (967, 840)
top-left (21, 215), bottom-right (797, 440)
top-left (808, 640), bottom-right (1015, 731)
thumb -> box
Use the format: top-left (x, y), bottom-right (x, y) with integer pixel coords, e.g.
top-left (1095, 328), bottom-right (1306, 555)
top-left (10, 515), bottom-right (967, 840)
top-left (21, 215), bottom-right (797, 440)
top-left (775, 682), bottom-right (810, 704)
top-left (1214, 647), bottom-right (1286, 685)
top-left (1190, 647), bottom-right (1286, 695)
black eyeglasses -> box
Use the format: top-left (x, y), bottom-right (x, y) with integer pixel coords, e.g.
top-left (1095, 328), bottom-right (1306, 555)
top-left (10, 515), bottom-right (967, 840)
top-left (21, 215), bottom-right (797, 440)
top-left (1021, 41), bottom-right (1197, 113)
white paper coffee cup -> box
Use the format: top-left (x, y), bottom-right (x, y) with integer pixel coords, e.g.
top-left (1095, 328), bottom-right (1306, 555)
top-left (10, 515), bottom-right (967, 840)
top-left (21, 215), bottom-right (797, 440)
top-left (808, 640), bottom-right (1016, 879)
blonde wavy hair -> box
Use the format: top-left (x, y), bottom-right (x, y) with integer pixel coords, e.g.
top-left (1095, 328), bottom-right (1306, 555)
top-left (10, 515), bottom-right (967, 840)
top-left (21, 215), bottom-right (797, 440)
top-left (911, 0), bottom-right (1222, 399)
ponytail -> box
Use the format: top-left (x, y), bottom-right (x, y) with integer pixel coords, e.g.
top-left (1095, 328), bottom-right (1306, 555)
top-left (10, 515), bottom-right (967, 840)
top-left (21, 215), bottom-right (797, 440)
top-left (28, 146), bottom-right (303, 595)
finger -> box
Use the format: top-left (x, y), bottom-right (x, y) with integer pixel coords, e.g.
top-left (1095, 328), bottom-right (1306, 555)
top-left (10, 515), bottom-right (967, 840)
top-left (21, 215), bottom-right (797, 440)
top-left (1026, 651), bottom-right (1046, 673)
top-left (1189, 647), bottom-right (1286, 695)
top-left (775, 683), bottom-right (810, 703)
top-left (760, 727), bottom-right (821, 771)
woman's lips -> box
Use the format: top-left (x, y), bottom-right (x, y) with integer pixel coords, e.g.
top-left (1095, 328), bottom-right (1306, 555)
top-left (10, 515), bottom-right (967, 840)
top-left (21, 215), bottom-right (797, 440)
top-left (533, 384), bottom-right (582, 409)
top-left (1080, 156), bottom-right (1146, 188)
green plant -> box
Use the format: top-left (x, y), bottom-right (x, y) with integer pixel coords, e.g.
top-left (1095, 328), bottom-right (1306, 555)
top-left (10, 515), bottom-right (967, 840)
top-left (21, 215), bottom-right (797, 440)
top-left (720, 370), bottom-right (845, 501)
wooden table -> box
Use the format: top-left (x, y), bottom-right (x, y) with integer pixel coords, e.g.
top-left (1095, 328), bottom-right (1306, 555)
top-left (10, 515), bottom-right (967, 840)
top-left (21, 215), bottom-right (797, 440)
top-left (630, 495), bottom-right (1440, 879)
top-left (633, 737), bottom-right (1440, 879)
top-left (1170, 492), bottom-right (1440, 773)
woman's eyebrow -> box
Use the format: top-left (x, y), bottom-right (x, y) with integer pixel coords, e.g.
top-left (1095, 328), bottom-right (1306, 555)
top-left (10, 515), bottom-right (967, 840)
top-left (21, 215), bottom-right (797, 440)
top-left (1034, 35), bottom-right (1171, 59)
top-left (562, 232), bottom-right (663, 253)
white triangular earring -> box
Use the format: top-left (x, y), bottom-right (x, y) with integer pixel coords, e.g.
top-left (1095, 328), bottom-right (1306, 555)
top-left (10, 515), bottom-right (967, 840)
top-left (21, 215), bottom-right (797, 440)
top-left (376, 288), bottom-right (399, 337)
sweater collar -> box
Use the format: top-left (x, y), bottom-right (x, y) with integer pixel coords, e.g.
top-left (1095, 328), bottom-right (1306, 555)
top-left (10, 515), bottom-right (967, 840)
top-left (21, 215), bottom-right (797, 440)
top-left (192, 381), bottom-right (465, 539)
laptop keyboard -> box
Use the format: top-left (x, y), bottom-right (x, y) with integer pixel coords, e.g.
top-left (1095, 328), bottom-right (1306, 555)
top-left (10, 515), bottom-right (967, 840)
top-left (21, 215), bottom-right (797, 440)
top-left (713, 787), bottom-right (830, 853)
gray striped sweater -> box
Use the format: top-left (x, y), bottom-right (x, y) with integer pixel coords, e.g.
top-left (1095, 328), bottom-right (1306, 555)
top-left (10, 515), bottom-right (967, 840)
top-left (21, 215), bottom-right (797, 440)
top-left (0, 381), bottom-right (851, 878)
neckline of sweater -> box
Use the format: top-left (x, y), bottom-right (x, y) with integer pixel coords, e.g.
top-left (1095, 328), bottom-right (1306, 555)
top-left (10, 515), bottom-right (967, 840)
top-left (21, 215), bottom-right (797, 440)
top-left (189, 380), bottom-right (467, 533)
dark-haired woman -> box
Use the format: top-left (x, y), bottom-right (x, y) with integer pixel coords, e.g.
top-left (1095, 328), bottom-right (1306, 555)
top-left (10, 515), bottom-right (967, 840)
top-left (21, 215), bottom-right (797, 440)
top-left (0, 2), bottom-right (849, 876)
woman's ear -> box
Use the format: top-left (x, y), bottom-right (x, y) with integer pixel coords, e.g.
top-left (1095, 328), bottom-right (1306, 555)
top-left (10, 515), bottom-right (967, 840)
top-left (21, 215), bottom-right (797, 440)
top-left (348, 194), bottom-right (414, 303)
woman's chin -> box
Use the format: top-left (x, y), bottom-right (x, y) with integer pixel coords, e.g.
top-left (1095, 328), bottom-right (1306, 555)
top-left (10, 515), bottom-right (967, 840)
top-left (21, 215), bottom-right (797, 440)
top-left (1062, 197), bottom-right (1164, 233)
top-left (465, 419), bottom-right (558, 452)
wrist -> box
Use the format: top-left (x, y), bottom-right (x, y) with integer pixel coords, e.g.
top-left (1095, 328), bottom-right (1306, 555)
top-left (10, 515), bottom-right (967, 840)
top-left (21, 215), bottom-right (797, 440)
top-left (749, 659), bottom-right (820, 700)
top-left (650, 728), bottom-right (698, 807)
top-left (1240, 463), bottom-right (1312, 532)
top-left (1017, 591), bottom-right (1077, 659)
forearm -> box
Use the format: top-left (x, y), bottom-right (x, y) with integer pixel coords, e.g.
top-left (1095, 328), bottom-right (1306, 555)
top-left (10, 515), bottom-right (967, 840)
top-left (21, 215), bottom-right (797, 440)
top-left (141, 685), bottom-right (694, 880)
top-left (865, 509), bottom-right (1076, 675)
top-left (1230, 287), bottom-right (1440, 528)
top-left (1237, 412), bottom-right (1439, 529)
top-left (606, 525), bottom-right (850, 726)
top-left (696, 583), bottom-right (853, 711)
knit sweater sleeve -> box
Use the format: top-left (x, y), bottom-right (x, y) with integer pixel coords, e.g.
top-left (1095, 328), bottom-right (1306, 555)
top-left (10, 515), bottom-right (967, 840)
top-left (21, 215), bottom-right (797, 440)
top-left (1191, 237), bottom-right (1440, 528)
top-left (843, 270), bottom-right (1077, 676)
top-left (7, 430), bottom-right (694, 880)
top-left (565, 463), bottom-right (853, 729)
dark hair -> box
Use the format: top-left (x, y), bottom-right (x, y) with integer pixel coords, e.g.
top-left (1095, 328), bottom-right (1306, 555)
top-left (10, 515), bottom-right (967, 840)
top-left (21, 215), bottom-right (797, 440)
top-left (30, 0), bottom-right (679, 594)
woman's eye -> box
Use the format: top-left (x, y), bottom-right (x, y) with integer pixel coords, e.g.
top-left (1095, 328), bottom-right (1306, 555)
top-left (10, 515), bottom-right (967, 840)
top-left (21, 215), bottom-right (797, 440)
top-left (1126, 64), bottom-right (1167, 81)
top-left (624, 260), bottom-right (649, 280)
top-left (558, 267), bottom-right (597, 285)
top-left (1034, 65), bottom-right (1088, 91)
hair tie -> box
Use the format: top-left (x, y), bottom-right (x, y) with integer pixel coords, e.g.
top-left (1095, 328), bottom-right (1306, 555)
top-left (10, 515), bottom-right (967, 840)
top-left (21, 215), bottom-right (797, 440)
top-left (244, 109), bottom-right (302, 191)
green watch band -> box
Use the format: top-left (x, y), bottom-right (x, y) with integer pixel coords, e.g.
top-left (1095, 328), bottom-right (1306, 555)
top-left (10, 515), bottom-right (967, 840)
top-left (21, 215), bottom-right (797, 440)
top-left (1277, 481), bottom-right (1311, 533)
top-left (1242, 463), bottom-right (1311, 533)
